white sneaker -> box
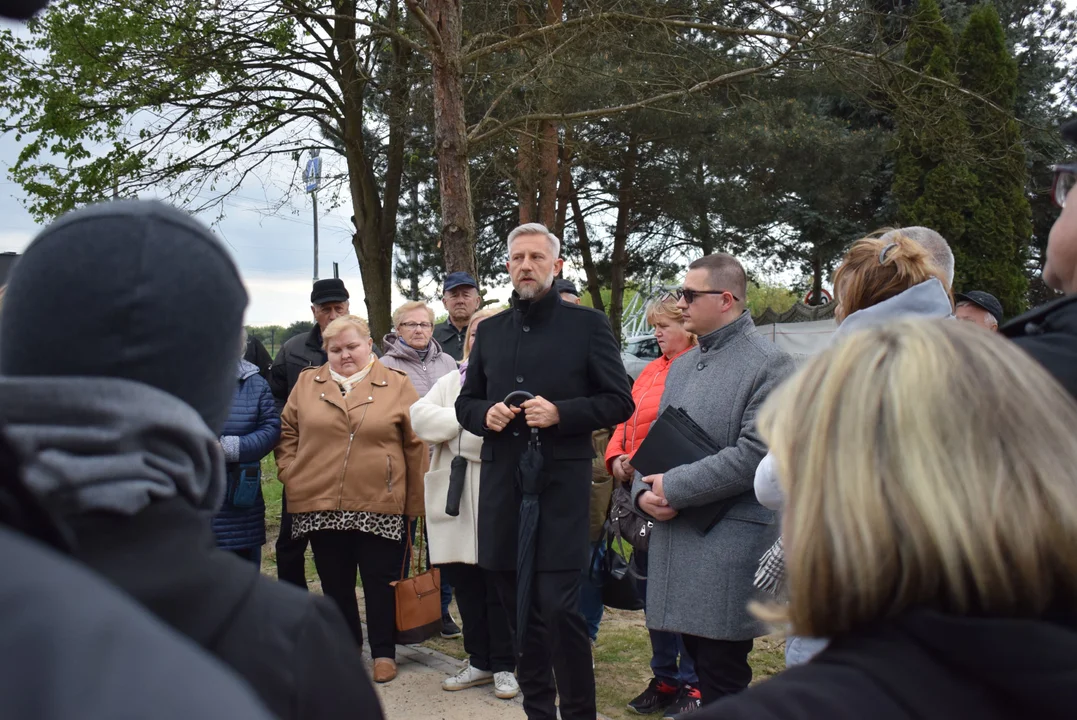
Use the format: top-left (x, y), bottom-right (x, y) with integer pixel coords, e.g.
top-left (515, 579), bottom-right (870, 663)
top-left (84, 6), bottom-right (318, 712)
top-left (442, 664), bottom-right (494, 691)
top-left (493, 671), bottom-right (520, 699)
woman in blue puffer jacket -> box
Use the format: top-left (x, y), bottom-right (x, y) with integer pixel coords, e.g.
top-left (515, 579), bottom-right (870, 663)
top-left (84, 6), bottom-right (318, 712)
top-left (214, 338), bottom-right (281, 564)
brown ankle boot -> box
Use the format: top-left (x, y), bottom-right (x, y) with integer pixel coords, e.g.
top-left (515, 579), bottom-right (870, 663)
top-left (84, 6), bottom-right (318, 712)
top-left (373, 658), bottom-right (397, 683)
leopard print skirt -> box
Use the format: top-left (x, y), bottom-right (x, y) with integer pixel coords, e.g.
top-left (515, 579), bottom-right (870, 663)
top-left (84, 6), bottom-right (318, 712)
top-left (291, 510), bottom-right (404, 542)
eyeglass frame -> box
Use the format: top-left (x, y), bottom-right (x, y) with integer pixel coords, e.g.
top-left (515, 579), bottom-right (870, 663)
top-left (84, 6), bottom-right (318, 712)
top-left (673, 287), bottom-right (741, 304)
top-left (398, 321), bottom-right (433, 331)
top-left (1051, 163), bottom-right (1077, 209)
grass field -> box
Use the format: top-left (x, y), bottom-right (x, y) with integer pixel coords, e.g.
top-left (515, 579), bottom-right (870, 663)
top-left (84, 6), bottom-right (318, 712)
top-left (258, 456), bottom-right (786, 719)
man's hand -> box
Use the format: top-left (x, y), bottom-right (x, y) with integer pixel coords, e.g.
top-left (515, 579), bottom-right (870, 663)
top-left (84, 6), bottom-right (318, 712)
top-left (642, 473), bottom-right (665, 499)
top-left (485, 402), bottom-right (520, 432)
top-left (521, 396), bottom-right (560, 428)
top-left (612, 455), bottom-right (635, 484)
top-left (639, 490), bottom-right (677, 521)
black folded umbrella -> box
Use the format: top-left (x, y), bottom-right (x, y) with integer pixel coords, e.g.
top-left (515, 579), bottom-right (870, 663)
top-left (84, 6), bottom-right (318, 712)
top-left (504, 390), bottom-right (543, 657)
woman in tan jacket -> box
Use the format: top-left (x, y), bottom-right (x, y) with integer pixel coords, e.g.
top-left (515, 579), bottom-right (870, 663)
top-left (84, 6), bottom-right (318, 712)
top-left (276, 315), bottom-right (427, 684)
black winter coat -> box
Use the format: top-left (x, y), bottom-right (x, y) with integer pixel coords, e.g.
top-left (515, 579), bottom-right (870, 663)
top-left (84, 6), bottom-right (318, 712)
top-left (696, 609), bottom-right (1077, 720)
top-left (1001, 294), bottom-right (1077, 400)
top-left (269, 326), bottom-right (327, 413)
top-left (212, 362), bottom-right (280, 551)
top-left (456, 289), bottom-right (634, 571)
top-left (68, 499), bottom-right (384, 720)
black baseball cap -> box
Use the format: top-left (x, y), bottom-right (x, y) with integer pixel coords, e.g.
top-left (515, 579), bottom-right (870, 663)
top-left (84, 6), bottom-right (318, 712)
top-left (554, 278), bottom-right (579, 297)
top-left (443, 271), bottom-right (478, 293)
top-left (310, 278), bottom-right (349, 305)
top-left (955, 290), bottom-right (1004, 325)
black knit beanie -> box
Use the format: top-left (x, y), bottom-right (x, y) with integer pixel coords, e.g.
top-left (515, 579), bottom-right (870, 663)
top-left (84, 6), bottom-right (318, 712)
top-left (0, 200), bottom-right (248, 434)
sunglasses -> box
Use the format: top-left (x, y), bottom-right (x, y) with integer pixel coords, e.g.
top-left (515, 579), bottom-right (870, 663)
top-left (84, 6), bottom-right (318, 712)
top-left (673, 288), bottom-right (741, 304)
top-left (1051, 164), bottom-right (1077, 208)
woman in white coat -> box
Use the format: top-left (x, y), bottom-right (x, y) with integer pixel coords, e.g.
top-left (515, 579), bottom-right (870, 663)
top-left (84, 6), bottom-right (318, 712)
top-left (410, 308), bottom-right (518, 700)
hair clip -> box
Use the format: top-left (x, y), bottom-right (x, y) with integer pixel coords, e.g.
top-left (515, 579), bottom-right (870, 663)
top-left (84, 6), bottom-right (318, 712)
top-left (879, 242), bottom-right (898, 264)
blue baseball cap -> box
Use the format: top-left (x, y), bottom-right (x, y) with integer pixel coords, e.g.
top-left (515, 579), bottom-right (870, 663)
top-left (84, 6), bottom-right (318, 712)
top-left (443, 271), bottom-right (478, 293)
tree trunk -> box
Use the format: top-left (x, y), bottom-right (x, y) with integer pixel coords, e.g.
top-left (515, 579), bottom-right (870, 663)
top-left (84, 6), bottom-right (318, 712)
top-left (553, 134), bottom-right (572, 240)
top-left (425, 0), bottom-right (477, 277)
top-left (536, 0), bottom-right (563, 229)
top-left (810, 248), bottom-right (823, 306)
top-left (516, 125), bottom-right (537, 224)
top-left (568, 173), bottom-right (605, 314)
top-left (694, 159), bottom-right (714, 255)
top-left (608, 136), bottom-right (638, 344)
top-left (332, 0), bottom-right (405, 342)
top-left (407, 176), bottom-right (420, 299)
top-left (536, 120), bottom-right (558, 227)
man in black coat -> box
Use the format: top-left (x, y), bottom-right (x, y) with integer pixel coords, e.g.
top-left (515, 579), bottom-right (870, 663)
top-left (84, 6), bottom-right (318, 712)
top-left (268, 278), bottom-right (350, 588)
top-left (1002, 118), bottom-right (1077, 398)
top-left (457, 223), bottom-right (634, 720)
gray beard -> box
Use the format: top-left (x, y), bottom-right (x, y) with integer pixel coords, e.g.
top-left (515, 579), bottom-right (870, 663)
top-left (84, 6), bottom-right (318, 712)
top-left (515, 273), bottom-right (555, 300)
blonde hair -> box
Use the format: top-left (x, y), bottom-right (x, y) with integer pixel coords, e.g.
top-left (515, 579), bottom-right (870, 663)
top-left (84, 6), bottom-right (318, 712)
top-left (756, 319), bottom-right (1077, 638)
top-left (646, 297), bottom-right (698, 346)
top-left (322, 315), bottom-right (371, 349)
top-left (392, 300), bottom-right (434, 327)
top-left (833, 235), bottom-right (952, 321)
top-left (463, 308), bottom-right (500, 360)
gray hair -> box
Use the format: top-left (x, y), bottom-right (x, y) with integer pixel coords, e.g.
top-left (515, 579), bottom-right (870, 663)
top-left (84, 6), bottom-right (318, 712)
top-left (507, 223), bottom-right (561, 258)
top-left (956, 300), bottom-right (999, 330)
top-left (880, 226), bottom-right (955, 289)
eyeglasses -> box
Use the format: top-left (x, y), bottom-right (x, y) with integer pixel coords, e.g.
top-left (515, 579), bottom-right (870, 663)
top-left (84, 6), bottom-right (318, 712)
top-left (399, 322), bottom-right (433, 331)
top-left (1051, 164), bottom-right (1077, 208)
top-left (673, 288), bottom-right (741, 304)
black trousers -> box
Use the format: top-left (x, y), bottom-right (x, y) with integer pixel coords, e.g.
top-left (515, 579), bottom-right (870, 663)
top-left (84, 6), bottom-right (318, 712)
top-left (442, 563), bottom-right (515, 673)
top-left (680, 634), bottom-right (754, 705)
top-left (276, 493), bottom-right (308, 589)
top-left (491, 570), bottom-right (595, 720)
top-left (308, 528), bottom-right (406, 660)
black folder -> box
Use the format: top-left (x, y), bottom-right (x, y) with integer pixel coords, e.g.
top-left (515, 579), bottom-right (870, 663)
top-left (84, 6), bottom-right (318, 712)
top-left (632, 406), bottom-right (746, 535)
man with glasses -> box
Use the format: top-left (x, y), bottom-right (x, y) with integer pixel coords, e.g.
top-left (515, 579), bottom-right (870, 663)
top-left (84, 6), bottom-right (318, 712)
top-left (631, 254), bottom-right (794, 713)
top-left (435, 271), bottom-right (483, 361)
top-left (268, 278), bottom-right (352, 589)
top-left (1001, 119), bottom-right (1077, 398)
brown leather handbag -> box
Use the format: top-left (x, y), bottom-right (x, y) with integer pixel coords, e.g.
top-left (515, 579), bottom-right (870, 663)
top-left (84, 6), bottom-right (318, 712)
top-left (391, 519), bottom-right (443, 645)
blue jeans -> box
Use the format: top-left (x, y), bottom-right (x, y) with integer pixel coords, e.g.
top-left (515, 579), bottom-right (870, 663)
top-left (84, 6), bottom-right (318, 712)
top-left (579, 540), bottom-right (605, 641)
top-left (634, 549), bottom-right (698, 686)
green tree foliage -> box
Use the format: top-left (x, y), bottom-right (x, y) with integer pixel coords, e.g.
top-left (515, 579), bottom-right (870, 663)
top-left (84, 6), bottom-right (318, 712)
top-left (955, 4), bottom-right (1031, 314)
top-left (892, 0), bottom-right (981, 254)
top-left (745, 282), bottom-right (799, 316)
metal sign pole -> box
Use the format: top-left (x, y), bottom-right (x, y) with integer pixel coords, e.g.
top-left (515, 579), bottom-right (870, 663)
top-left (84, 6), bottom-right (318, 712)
top-left (304, 149), bottom-right (323, 284)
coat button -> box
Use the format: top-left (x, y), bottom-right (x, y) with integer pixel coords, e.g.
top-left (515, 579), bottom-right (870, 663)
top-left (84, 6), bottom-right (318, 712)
top-left (315, 376), bottom-right (321, 380)
top-left (513, 431), bottom-right (520, 437)
top-left (320, 392), bottom-right (325, 398)
top-left (701, 346), bottom-right (708, 353)
top-left (697, 362), bottom-right (705, 371)
top-left (523, 325), bottom-right (531, 332)
top-left (516, 375), bottom-right (524, 383)
top-left (368, 396), bottom-right (373, 401)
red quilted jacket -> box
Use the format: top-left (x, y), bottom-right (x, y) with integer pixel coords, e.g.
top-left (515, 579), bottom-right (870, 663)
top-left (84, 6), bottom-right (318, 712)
top-left (605, 346), bottom-right (694, 473)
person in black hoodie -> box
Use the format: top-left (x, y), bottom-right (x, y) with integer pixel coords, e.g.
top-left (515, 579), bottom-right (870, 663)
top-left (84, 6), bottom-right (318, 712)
top-left (0, 200), bottom-right (384, 720)
top-left (1001, 118), bottom-right (1077, 398)
top-left (696, 318), bottom-right (1077, 720)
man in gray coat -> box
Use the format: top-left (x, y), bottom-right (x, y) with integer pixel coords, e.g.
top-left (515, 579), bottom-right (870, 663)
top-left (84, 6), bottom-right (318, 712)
top-left (632, 253), bottom-right (794, 710)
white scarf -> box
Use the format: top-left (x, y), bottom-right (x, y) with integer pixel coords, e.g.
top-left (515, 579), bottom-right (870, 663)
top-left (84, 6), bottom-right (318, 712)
top-left (330, 354), bottom-right (377, 395)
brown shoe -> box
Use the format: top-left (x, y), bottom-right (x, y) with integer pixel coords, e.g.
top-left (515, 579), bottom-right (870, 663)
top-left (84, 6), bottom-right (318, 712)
top-left (373, 658), bottom-right (397, 683)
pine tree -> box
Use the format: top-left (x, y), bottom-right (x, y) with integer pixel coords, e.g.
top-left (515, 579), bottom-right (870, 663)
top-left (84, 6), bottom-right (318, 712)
top-left (891, 0), bottom-right (980, 261)
top-left (956, 4), bottom-right (1031, 316)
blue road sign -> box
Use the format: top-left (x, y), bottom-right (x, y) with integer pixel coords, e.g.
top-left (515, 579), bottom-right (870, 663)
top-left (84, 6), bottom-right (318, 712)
top-left (304, 156), bottom-right (322, 193)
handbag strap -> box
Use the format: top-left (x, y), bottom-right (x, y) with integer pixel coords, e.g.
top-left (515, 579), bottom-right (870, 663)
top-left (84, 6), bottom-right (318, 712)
top-left (399, 518), bottom-right (427, 581)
